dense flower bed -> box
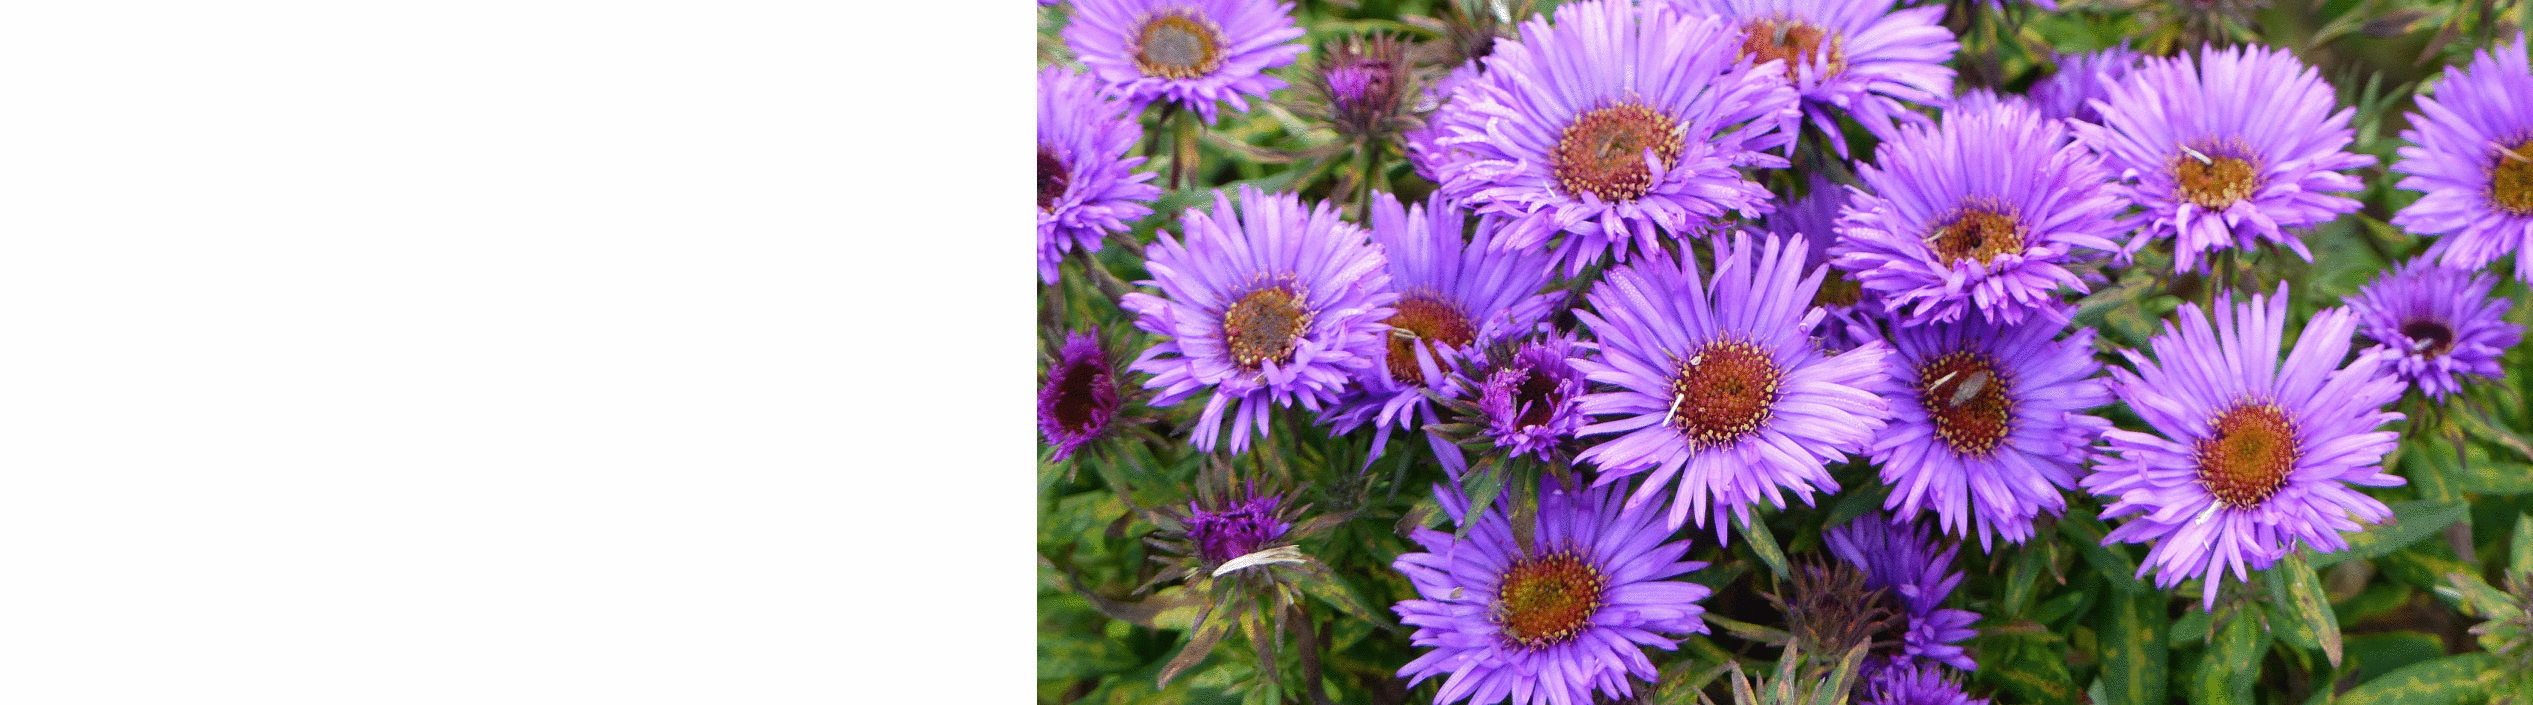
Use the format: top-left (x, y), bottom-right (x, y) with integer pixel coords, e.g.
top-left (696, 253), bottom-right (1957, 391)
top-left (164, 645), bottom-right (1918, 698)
top-left (1037, 1), bottom-right (2533, 703)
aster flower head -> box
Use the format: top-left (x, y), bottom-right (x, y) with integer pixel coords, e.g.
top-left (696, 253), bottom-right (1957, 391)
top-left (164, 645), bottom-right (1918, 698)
top-left (2392, 34), bottom-right (2533, 281)
top-left (1039, 66), bottom-right (1163, 285)
top-left (2346, 257), bottom-right (2523, 400)
top-left (2070, 44), bottom-right (2374, 274)
top-left (2028, 44), bottom-right (2145, 125)
top-left (1831, 95), bottom-right (2127, 326)
top-left (1323, 192), bottom-right (1560, 469)
top-left (1819, 514), bottom-right (1980, 673)
top-left (1766, 172), bottom-right (1878, 351)
top-left (1040, 328), bottom-right (1133, 462)
top-left (1123, 186), bottom-right (1398, 455)
top-left (1572, 232), bottom-right (1893, 538)
top-left (1393, 479), bottom-right (1713, 705)
top-left (2081, 285), bottom-right (2408, 609)
top-left (1061, 0), bottom-right (1307, 123)
top-left (1459, 335), bottom-right (1595, 463)
top-left (1866, 308), bottom-right (2112, 547)
top-left (1428, 0), bottom-right (1801, 275)
top-left (1296, 34), bottom-right (1421, 144)
top-left (1858, 663), bottom-right (1990, 705)
top-left (1668, 0), bottom-right (1958, 150)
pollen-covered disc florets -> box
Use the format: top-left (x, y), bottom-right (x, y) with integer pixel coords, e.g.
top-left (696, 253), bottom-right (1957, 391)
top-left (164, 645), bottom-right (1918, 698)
top-left (1063, 0), bottom-right (1306, 122)
top-left (1866, 308), bottom-right (2110, 548)
top-left (1668, 0), bottom-right (1957, 149)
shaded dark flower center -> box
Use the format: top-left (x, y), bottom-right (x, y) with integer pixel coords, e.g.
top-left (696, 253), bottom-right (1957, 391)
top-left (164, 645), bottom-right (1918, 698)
top-left (1552, 104), bottom-right (1684, 203)
top-left (1918, 350), bottom-right (2014, 455)
top-left (2493, 139), bottom-right (2533, 216)
top-left (2195, 402), bottom-right (2300, 508)
top-left (1384, 295), bottom-right (1476, 384)
top-left (1038, 145), bottom-right (1070, 212)
top-left (1668, 339), bottom-right (1781, 448)
top-left (2404, 319), bottom-right (2457, 357)
top-left (1223, 286), bottom-right (1312, 369)
top-left (1737, 18), bottom-right (1846, 82)
top-left (1512, 366), bottom-right (1561, 429)
top-left (1930, 207), bottom-right (2024, 266)
top-left (1135, 13), bottom-right (1224, 80)
top-left (1049, 355), bottom-right (1116, 435)
top-left (1494, 550), bottom-right (1606, 649)
top-left (2173, 145), bottom-right (2260, 210)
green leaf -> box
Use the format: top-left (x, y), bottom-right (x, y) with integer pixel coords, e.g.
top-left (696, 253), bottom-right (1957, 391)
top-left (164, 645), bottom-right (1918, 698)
top-left (1456, 460), bottom-right (1505, 542)
top-left (1158, 601), bottom-right (1235, 687)
top-left (1284, 568), bottom-right (1395, 632)
top-left (1740, 511), bottom-right (1791, 579)
top-left (2264, 552), bottom-right (2344, 667)
top-left (2453, 402), bottom-right (2533, 462)
top-left (2194, 609), bottom-right (2267, 705)
top-left (2518, 513), bottom-right (2533, 577)
top-left (2309, 500), bottom-right (2470, 568)
top-left (2003, 538), bottom-right (2057, 617)
top-left (2096, 590), bottom-right (2170, 705)
top-left (2333, 653), bottom-right (2503, 705)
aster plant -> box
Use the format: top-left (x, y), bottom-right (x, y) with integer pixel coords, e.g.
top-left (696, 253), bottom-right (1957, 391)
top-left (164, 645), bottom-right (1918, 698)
top-left (2393, 34), bottom-right (2533, 282)
top-left (1124, 185), bottom-right (1397, 454)
top-left (1040, 328), bottom-right (1132, 463)
top-left (1573, 233), bottom-right (1892, 537)
top-left (1061, 0), bottom-right (1307, 123)
top-left (2346, 257), bottom-right (2523, 401)
top-left (2082, 285), bottom-right (2407, 608)
top-left (1037, 66), bottom-right (1162, 285)
top-left (1863, 308), bottom-right (2112, 547)
top-left (1667, 0), bottom-right (1959, 150)
top-left (1426, 0), bottom-right (1801, 275)
top-left (1393, 478), bottom-right (1715, 705)
top-left (2069, 44), bottom-right (2373, 274)
top-left (1830, 96), bottom-right (2127, 326)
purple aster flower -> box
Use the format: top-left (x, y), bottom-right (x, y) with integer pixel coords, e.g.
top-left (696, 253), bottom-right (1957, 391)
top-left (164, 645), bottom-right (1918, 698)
top-left (1061, 0), bottom-right (1306, 123)
top-left (2028, 44), bottom-right (2145, 125)
top-left (2081, 285), bottom-right (2407, 609)
top-left (1183, 486), bottom-right (1291, 567)
top-left (1823, 514), bottom-right (1979, 673)
top-left (1428, 0), bottom-right (1800, 275)
top-left (1667, 0), bottom-right (1958, 150)
top-left (1858, 663), bottom-right (1989, 705)
top-left (1297, 34), bottom-right (1420, 144)
top-left (1458, 335), bottom-right (1595, 462)
top-left (1830, 95), bottom-right (2126, 326)
top-left (1393, 478), bottom-right (1713, 705)
top-left (1123, 186), bottom-right (1398, 454)
top-left (2346, 257), bottom-right (2523, 400)
top-left (1864, 307), bottom-right (2111, 548)
top-left (1323, 192), bottom-right (1560, 470)
top-left (2392, 34), bottom-right (2533, 281)
top-left (1039, 66), bottom-right (1162, 285)
top-left (1572, 233), bottom-right (1893, 537)
top-left (1039, 328), bottom-right (1128, 462)
top-left (1405, 60), bottom-right (1486, 187)
top-left (2069, 45), bottom-right (2374, 274)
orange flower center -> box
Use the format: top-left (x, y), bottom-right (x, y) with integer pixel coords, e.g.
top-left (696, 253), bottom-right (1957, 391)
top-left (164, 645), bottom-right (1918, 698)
top-left (2195, 402), bottom-right (2300, 508)
top-left (1135, 13), bottom-right (1224, 80)
top-left (1917, 351), bottom-right (2014, 455)
top-left (1737, 18), bottom-right (1846, 81)
top-left (2493, 139), bottom-right (2533, 215)
top-left (1929, 207), bottom-right (2024, 266)
top-left (1668, 339), bottom-right (1782, 448)
top-left (1552, 104), bottom-right (1684, 203)
top-left (1494, 551), bottom-right (1607, 649)
top-left (2173, 144), bottom-right (2260, 210)
top-left (1222, 286), bottom-right (1311, 369)
top-left (1382, 295), bottom-right (1476, 384)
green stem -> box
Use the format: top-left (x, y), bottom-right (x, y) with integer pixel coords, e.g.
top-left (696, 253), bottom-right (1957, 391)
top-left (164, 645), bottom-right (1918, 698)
top-left (1350, 140), bottom-right (1381, 219)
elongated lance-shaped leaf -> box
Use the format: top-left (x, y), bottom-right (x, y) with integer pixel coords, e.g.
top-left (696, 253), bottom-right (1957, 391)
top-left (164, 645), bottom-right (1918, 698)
top-left (2195, 607), bottom-right (2267, 704)
top-left (2311, 500), bottom-right (2471, 568)
top-left (1157, 599), bottom-right (1233, 687)
top-left (1741, 511), bottom-right (1790, 579)
top-left (2061, 511), bottom-right (2146, 594)
top-left (1456, 457), bottom-right (1505, 542)
top-left (2096, 590), bottom-right (2169, 705)
top-left (2264, 552), bottom-right (2344, 667)
top-left (2332, 652), bottom-right (2503, 705)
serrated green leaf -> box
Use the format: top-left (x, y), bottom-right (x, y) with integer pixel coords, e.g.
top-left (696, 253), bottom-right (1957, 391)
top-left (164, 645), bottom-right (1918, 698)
top-left (2309, 500), bottom-right (2471, 568)
top-left (2097, 590), bottom-right (2170, 705)
top-left (2265, 552), bottom-right (2344, 667)
top-left (2333, 652), bottom-right (2503, 705)
top-left (1741, 512), bottom-right (1791, 579)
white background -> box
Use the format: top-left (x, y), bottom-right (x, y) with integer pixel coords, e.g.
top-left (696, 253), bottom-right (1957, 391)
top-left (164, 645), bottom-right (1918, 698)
top-left (0, 2), bottom-right (1024, 701)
